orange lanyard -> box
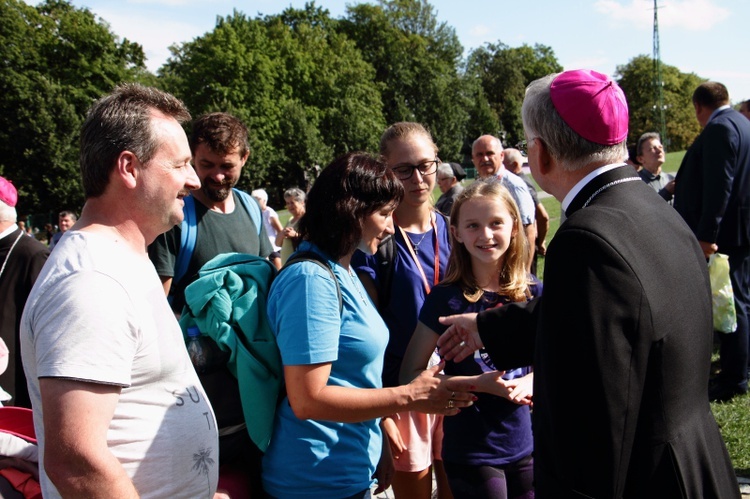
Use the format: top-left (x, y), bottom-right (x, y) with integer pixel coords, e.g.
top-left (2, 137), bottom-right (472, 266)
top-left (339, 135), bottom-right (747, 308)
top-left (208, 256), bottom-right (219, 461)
top-left (395, 212), bottom-right (440, 295)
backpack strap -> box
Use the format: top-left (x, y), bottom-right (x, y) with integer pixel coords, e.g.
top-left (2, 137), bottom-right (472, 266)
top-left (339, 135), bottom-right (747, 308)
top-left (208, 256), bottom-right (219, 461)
top-left (280, 251), bottom-right (343, 314)
top-left (173, 189), bottom-right (262, 292)
top-left (375, 234), bottom-right (396, 312)
top-left (174, 194), bottom-right (197, 291)
top-left (234, 188), bottom-right (263, 236)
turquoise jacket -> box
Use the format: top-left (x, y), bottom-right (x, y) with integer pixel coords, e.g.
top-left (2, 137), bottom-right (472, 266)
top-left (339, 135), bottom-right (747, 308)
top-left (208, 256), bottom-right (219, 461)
top-left (179, 252), bottom-right (281, 452)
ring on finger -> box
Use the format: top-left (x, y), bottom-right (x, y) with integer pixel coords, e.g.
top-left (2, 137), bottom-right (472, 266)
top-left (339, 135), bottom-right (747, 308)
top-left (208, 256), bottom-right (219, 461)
top-left (459, 340), bottom-right (467, 347)
top-left (450, 391), bottom-right (456, 399)
top-left (447, 400), bottom-right (454, 409)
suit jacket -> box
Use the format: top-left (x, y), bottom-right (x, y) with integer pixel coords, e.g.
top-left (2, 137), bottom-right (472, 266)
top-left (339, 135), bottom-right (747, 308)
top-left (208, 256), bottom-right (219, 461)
top-left (476, 166), bottom-right (739, 498)
top-left (435, 184), bottom-right (464, 217)
top-left (0, 227), bottom-right (48, 408)
top-left (674, 107), bottom-right (750, 248)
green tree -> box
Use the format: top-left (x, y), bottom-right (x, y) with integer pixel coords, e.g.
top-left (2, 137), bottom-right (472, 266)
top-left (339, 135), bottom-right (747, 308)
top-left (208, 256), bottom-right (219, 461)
top-left (160, 4), bottom-right (384, 195)
top-left (615, 55), bottom-right (704, 152)
top-left (466, 42), bottom-right (563, 147)
top-left (0, 0), bottom-right (149, 218)
top-left (339, 0), bottom-right (472, 160)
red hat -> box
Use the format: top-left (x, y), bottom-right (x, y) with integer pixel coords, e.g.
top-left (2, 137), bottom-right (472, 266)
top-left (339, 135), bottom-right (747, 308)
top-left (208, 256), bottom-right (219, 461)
top-left (550, 69), bottom-right (628, 146)
top-left (0, 177), bottom-right (17, 208)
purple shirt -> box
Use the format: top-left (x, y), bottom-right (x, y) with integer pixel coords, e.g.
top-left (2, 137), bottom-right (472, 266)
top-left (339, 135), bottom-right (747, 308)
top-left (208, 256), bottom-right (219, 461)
top-left (419, 280), bottom-right (541, 466)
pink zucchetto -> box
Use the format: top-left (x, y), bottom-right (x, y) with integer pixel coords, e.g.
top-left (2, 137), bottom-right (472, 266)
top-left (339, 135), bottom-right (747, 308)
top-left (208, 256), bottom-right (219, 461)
top-left (550, 69), bottom-right (629, 146)
top-left (0, 176), bottom-right (18, 208)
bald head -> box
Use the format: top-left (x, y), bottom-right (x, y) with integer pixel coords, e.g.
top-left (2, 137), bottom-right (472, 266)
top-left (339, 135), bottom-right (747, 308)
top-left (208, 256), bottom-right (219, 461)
top-left (503, 148), bottom-right (524, 174)
top-left (472, 135), bottom-right (504, 178)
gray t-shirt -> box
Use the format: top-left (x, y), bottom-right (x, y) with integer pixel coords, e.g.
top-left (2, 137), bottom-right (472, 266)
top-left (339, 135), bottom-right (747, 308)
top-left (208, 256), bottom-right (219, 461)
top-left (21, 231), bottom-right (219, 498)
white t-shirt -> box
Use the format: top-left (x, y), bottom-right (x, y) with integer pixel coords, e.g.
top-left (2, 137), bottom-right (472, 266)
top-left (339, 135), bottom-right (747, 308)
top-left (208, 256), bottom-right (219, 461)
top-left (262, 206), bottom-right (281, 251)
top-left (20, 231), bottom-right (219, 499)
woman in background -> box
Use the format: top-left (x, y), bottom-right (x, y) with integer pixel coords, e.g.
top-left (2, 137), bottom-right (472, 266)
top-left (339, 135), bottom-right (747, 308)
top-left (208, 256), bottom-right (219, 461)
top-left (276, 187), bottom-right (306, 264)
top-left (353, 122), bottom-right (453, 499)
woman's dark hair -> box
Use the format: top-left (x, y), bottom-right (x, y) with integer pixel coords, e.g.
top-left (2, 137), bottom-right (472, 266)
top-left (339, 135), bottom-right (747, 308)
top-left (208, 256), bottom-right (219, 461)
top-left (297, 152), bottom-right (404, 260)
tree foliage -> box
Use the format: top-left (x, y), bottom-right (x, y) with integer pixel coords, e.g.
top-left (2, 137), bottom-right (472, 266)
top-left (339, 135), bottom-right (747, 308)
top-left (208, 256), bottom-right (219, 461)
top-left (5, 0), bottom-right (716, 217)
top-left (339, 0), bottom-right (472, 160)
top-left (160, 4), bottom-right (384, 197)
top-left (615, 55), bottom-right (704, 152)
top-left (0, 0), bottom-right (149, 218)
top-left (466, 42), bottom-right (563, 148)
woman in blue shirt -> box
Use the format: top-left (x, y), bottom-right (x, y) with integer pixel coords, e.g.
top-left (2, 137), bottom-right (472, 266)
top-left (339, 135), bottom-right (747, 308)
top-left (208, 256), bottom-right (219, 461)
top-left (263, 152), bottom-right (475, 499)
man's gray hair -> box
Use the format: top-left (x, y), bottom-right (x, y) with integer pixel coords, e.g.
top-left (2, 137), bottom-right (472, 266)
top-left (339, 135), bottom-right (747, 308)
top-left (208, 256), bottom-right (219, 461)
top-left (636, 132), bottom-right (661, 157)
top-left (437, 163), bottom-right (454, 178)
top-left (0, 200), bottom-right (17, 223)
top-left (80, 83), bottom-right (191, 199)
top-left (522, 73), bottom-right (626, 171)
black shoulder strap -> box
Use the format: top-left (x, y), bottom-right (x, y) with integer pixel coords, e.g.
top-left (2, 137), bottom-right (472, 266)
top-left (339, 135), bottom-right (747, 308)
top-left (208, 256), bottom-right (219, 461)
top-left (435, 210), bottom-right (449, 225)
top-left (280, 251), bottom-right (343, 314)
top-left (375, 234), bottom-right (396, 311)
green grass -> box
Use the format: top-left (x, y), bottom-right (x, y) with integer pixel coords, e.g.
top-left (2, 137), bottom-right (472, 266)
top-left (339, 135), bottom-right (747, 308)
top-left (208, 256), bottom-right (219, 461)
top-left (710, 346), bottom-right (750, 475)
top-left (711, 382), bottom-right (750, 474)
top-left (663, 150), bottom-right (685, 174)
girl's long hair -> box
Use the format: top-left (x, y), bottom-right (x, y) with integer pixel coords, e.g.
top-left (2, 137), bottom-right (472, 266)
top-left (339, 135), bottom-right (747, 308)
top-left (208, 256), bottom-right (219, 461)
top-left (442, 180), bottom-right (531, 303)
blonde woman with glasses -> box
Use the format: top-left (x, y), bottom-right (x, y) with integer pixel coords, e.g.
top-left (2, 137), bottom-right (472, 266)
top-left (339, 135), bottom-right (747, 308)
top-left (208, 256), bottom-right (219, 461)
top-left (353, 122), bottom-right (454, 499)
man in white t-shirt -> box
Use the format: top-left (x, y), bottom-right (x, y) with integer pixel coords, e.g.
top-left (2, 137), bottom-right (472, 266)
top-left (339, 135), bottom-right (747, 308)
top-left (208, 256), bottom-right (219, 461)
top-left (20, 84), bottom-right (221, 498)
top-left (252, 188), bottom-right (283, 269)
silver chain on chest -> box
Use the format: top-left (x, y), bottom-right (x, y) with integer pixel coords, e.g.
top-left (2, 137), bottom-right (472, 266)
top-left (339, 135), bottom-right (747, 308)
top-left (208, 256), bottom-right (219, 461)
top-left (582, 177), bottom-right (641, 209)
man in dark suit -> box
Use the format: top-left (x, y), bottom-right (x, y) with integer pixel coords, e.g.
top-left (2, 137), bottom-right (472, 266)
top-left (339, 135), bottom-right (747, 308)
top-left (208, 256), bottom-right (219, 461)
top-left (674, 81), bottom-right (750, 402)
top-left (437, 70), bottom-right (739, 498)
top-left (0, 176), bottom-right (49, 408)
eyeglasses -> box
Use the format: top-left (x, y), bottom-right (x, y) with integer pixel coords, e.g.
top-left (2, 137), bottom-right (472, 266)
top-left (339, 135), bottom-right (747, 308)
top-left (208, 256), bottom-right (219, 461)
top-left (391, 159), bottom-right (440, 180)
top-left (515, 138), bottom-right (538, 155)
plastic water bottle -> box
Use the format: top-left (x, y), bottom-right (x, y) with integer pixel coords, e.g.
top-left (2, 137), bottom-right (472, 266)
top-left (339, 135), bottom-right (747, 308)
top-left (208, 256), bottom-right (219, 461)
top-left (186, 326), bottom-right (211, 374)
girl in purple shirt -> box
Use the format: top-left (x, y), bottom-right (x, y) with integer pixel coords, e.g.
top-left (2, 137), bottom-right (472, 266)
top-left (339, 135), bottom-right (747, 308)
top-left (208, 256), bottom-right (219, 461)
top-left (401, 180), bottom-right (540, 499)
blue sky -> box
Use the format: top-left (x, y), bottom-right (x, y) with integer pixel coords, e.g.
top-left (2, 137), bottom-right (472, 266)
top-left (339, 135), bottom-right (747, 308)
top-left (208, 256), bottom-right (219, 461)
top-left (47, 0), bottom-right (750, 103)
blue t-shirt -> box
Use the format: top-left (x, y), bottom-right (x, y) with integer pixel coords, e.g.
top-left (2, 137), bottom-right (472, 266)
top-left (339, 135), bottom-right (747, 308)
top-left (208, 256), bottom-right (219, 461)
top-left (419, 279), bottom-right (542, 466)
top-left (352, 212), bottom-right (451, 387)
top-left (263, 242), bottom-right (389, 498)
